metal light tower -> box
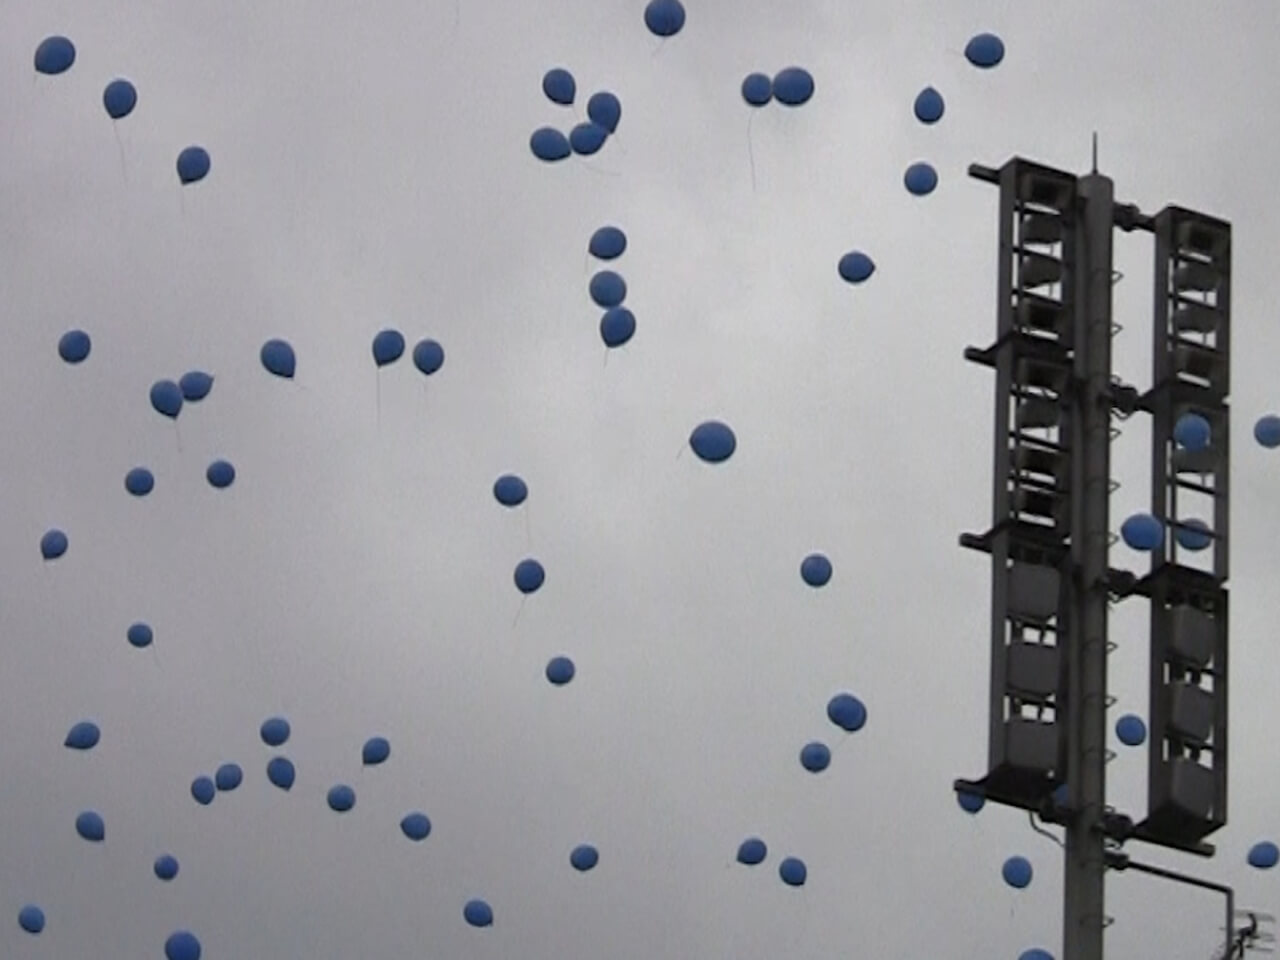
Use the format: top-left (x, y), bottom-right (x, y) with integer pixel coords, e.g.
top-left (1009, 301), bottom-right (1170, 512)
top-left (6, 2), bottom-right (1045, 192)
top-left (953, 152), bottom-right (1233, 960)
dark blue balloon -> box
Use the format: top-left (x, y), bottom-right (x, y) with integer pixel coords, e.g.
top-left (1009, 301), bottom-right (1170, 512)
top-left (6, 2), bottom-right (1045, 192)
top-left (127, 622), bottom-right (153, 648)
top-left (542, 67), bottom-right (576, 106)
top-left (737, 837), bottom-right (767, 865)
top-left (965, 32), bottom-right (1005, 68)
top-left (1255, 414), bottom-right (1280, 448)
top-left (179, 371), bottom-right (213, 401)
top-left (372, 329), bottom-right (405, 367)
top-left (215, 763), bottom-right (243, 791)
top-left (586, 92), bottom-right (621, 133)
top-left (904, 162), bottom-right (938, 196)
top-left (1115, 713), bottom-right (1146, 746)
top-left (176, 146), bottom-right (210, 185)
top-left (150, 380), bottom-right (183, 419)
top-left (65, 721), bottom-right (101, 750)
top-left (644, 0), bottom-right (686, 37)
top-left (589, 270), bottom-right (627, 307)
top-left (401, 812), bottom-right (432, 840)
top-left (18, 905), bottom-right (45, 934)
top-left (800, 742), bottom-right (831, 773)
top-left (125, 467), bottom-right (155, 496)
top-left (260, 716), bottom-right (290, 747)
top-left (493, 474), bottom-right (528, 507)
top-left (165, 931), bottom-right (202, 960)
top-left (34, 36), bottom-right (75, 75)
top-left (800, 553), bottom-right (832, 587)
top-left (569, 121), bottom-right (609, 157)
top-left (191, 776), bottom-right (216, 805)
top-left (741, 72), bottom-right (772, 106)
top-left (838, 251), bottom-right (875, 283)
top-left (1120, 513), bottom-right (1163, 551)
top-left (1003, 855), bottom-right (1033, 888)
top-left (261, 339), bottom-right (296, 378)
top-left (266, 756), bottom-right (295, 791)
top-left (58, 329), bottom-right (91, 363)
top-left (515, 558), bottom-right (545, 594)
top-left (464, 899), bottom-right (494, 928)
top-left (531, 127), bottom-right (572, 162)
top-left (689, 420), bottom-right (736, 463)
top-left (826, 693), bottom-right (866, 733)
top-left (772, 67), bottom-right (814, 106)
top-left (75, 811), bottom-right (105, 842)
top-left (570, 843), bottom-right (599, 871)
top-left (362, 736), bottom-right (390, 766)
top-left (913, 86), bottom-right (944, 123)
top-left (589, 226), bottom-right (627, 260)
top-left (600, 307), bottom-right (636, 348)
top-left (41, 529), bottom-right (68, 560)
top-left (1174, 412), bottom-right (1211, 451)
top-left (1019, 950), bottom-right (1054, 960)
top-left (206, 459), bottom-right (235, 489)
top-left (413, 338), bottom-right (444, 375)
top-left (779, 856), bottom-right (807, 886)
top-left (957, 788), bottom-right (985, 814)
top-left (327, 784), bottom-right (356, 812)
top-left (103, 79), bottom-right (137, 120)
top-left (1249, 841), bottom-right (1279, 869)
top-left (154, 854), bottom-right (179, 881)
top-left (1176, 518), bottom-right (1212, 551)
top-left (546, 656), bottom-right (575, 685)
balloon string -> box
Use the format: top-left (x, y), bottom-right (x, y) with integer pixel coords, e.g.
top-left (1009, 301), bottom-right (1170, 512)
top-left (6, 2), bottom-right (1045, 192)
top-left (512, 595), bottom-right (526, 629)
top-left (113, 124), bottom-right (128, 184)
top-left (746, 115), bottom-right (757, 193)
top-left (174, 420), bottom-right (183, 454)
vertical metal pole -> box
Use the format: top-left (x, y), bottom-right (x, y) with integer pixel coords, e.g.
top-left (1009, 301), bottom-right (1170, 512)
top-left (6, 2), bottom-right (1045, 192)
top-left (1064, 173), bottom-right (1114, 960)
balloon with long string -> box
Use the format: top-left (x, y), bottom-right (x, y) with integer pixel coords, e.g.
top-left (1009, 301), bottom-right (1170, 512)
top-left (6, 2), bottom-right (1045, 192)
top-left (644, 0), bottom-right (685, 56)
top-left (150, 379), bottom-right (184, 451)
top-left (412, 338), bottom-right (443, 410)
top-left (740, 73), bottom-right (772, 191)
top-left (103, 79), bottom-right (137, 183)
top-left (512, 557), bottom-right (544, 627)
top-left (127, 621), bottom-right (165, 675)
top-left (371, 329), bottom-right (405, 427)
top-left (176, 145), bottom-right (210, 219)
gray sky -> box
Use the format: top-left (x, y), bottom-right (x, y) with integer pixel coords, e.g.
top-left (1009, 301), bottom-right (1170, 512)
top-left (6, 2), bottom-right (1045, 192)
top-left (3, 1), bottom-right (1279, 957)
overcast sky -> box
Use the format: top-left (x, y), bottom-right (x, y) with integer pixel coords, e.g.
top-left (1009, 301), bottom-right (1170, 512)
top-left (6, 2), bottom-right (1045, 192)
top-left (3, 2), bottom-right (1280, 958)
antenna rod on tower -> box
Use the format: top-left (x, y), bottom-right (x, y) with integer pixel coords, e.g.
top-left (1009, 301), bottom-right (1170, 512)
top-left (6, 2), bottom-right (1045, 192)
top-left (1092, 132), bottom-right (1098, 173)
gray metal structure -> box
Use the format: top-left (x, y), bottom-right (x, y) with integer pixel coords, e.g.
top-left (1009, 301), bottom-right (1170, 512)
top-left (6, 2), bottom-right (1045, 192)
top-left (953, 154), bottom-right (1232, 960)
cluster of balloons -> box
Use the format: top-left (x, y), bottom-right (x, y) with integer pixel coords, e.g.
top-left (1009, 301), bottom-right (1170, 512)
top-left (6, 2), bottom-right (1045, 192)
top-left (532, 67), bottom-right (622, 162)
top-left (369, 329), bottom-right (447, 379)
top-left (588, 226), bottom-right (636, 348)
top-left (740, 67), bottom-right (815, 108)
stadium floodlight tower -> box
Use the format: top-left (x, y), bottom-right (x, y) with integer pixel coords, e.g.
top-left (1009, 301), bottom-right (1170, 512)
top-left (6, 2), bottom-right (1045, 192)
top-left (953, 150), bottom-right (1233, 960)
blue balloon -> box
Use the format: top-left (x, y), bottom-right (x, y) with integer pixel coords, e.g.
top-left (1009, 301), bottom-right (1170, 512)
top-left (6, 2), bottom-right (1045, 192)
top-left (800, 741), bottom-right (831, 773)
top-left (327, 784), bottom-right (356, 812)
top-left (542, 67), bottom-right (576, 106)
top-left (125, 467), bottom-right (155, 496)
top-left (689, 420), bottom-right (736, 463)
top-left (362, 736), bottom-right (390, 766)
top-left (464, 899), bottom-right (494, 928)
top-left (260, 716), bottom-right (290, 747)
top-left (413, 338), bottom-right (445, 376)
top-left (800, 553), bottom-right (832, 587)
top-left (401, 812), bottom-right (432, 840)
top-left (1003, 855), bottom-right (1033, 888)
top-left (600, 307), bottom-right (636, 348)
top-left (587, 92), bottom-right (621, 133)
top-left (827, 693), bottom-right (866, 732)
top-left (1249, 841), bottom-right (1279, 869)
top-left (165, 931), bottom-right (202, 960)
top-left (1120, 513), bottom-right (1163, 551)
top-left (838, 251), bottom-right (875, 283)
top-left (215, 763), bottom-right (243, 791)
top-left (1019, 950), bottom-right (1054, 960)
top-left (127, 622), bottom-right (153, 648)
top-left (206, 459), bottom-right (235, 489)
top-left (779, 856), bottom-right (807, 886)
top-left (75, 810), bottom-right (105, 842)
top-left (965, 32), bottom-right (1005, 68)
top-left (515, 558), bottom-right (545, 594)
top-left (372, 329), bottom-right (405, 367)
top-left (1116, 713), bottom-right (1146, 747)
top-left (261, 339), bottom-right (296, 378)
top-left (904, 162), bottom-right (938, 196)
top-left (18, 905), bottom-right (45, 934)
top-left (176, 146), bottom-right (210, 185)
top-left (150, 380), bottom-right (183, 419)
top-left (589, 226), bottom-right (627, 260)
top-left (65, 721), bottom-right (101, 750)
top-left (1174, 412), bottom-right (1211, 450)
top-left (266, 756), bottom-right (295, 791)
top-left (741, 72), bottom-right (772, 106)
top-left (914, 86), bottom-right (945, 123)
top-left (737, 837), bottom-right (767, 865)
top-left (58, 329), bottom-right (91, 363)
top-left (530, 127), bottom-right (572, 162)
top-left (570, 843), bottom-right (599, 871)
top-left (179, 371), bottom-right (213, 401)
top-left (546, 656), bottom-right (575, 685)
top-left (644, 0), bottom-right (686, 37)
top-left (772, 67), bottom-right (814, 106)
top-left (41, 529), bottom-right (68, 560)
top-left (154, 854), bottom-right (179, 881)
top-left (34, 36), bottom-right (75, 75)
top-left (103, 79), bottom-right (137, 120)
top-left (494, 474), bottom-right (528, 507)
top-left (1255, 414), bottom-right (1280, 448)
top-left (191, 776), bottom-right (216, 805)
top-left (957, 788), bottom-right (985, 814)
top-left (570, 122), bottom-right (609, 157)
top-left (589, 270), bottom-right (627, 307)
top-left (1176, 518), bottom-right (1212, 551)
